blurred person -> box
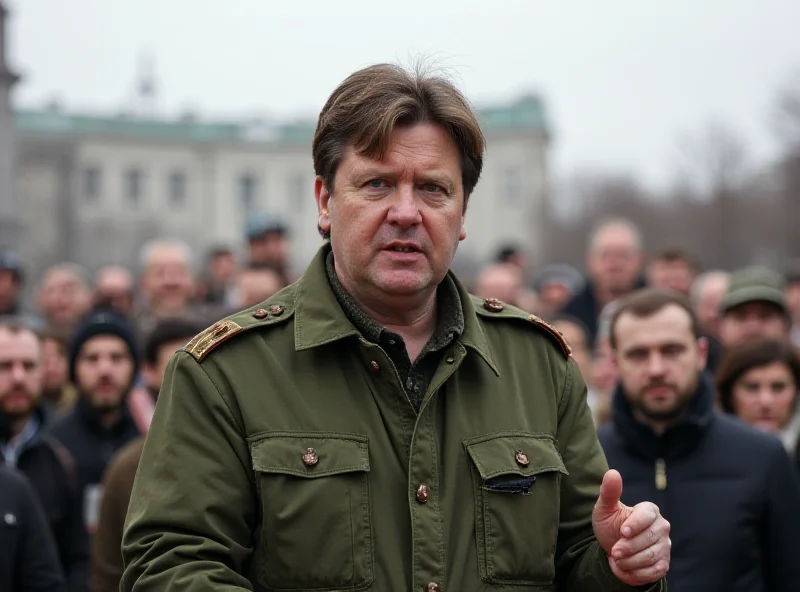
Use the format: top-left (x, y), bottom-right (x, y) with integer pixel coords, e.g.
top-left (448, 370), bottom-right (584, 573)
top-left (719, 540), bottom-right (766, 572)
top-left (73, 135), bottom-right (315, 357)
top-left (473, 262), bottom-right (524, 307)
top-left (122, 62), bottom-right (670, 591)
top-left (200, 246), bottom-right (238, 306)
top-left (719, 266), bottom-right (790, 349)
top-left (716, 339), bottom-right (800, 474)
top-left (0, 320), bottom-right (89, 590)
top-left (549, 314), bottom-right (598, 416)
top-left (598, 288), bottom-right (800, 591)
top-left (494, 244), bottom-right (527, 269)
top-left (235, 265), bottom-right (284, 310)
top-left (0, 250), bottom-right (25, 316)
top-left (690, 270), bottom-right (729, 339)
top-left (48, 308), bottom-right (141, 567)
top-left (36, 263), bottom-right (93, 337)
top-left (785, 262), bottom-right (800, 347)
top-left (589, 300), bottom-right (622, 427)
top-left (533, 264), bottom-right (584, 320)
top-left (562, 218), bottom-right (645, 346)
top-left (91, 319), bottom-right (201, 592)
top-left (138, 239), bottom-right (195, 322)
top-left (646, 248), bottom-right (696, 296)
top-left (246, 214), bottom-right (292, 284)
top-left (40, 331), bottom-right (77, 416)
top-left (93, 266), bottom-right (135, 318)
top-left (0, 466), bottom-right (64, 592)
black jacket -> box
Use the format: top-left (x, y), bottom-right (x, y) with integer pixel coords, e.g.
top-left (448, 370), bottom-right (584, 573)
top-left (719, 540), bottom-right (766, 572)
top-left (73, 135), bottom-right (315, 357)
top-left (598, 373), bottom-right (800, 591)
top-left (0, 466), bottom-right (64, 592)
top-left (1, 408), bottom-right (89, 591)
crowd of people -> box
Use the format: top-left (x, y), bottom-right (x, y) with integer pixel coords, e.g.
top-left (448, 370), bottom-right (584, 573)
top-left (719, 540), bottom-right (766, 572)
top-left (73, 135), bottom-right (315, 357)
top-left (1, 157), bottom-right (800, 588)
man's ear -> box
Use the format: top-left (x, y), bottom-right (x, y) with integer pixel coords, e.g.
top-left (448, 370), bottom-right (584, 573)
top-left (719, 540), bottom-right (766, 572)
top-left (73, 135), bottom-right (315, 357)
top-left (315, 177), bottom-right (332, 234)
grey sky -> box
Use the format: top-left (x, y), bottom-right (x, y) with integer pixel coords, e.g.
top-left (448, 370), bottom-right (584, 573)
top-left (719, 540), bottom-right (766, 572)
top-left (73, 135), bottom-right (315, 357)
top-left (6, 0), bottom-right (800, 189)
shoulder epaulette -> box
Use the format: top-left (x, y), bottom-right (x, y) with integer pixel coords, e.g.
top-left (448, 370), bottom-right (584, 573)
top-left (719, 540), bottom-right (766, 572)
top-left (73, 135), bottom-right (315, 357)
top-left (184, 302), bottom-right (293, 362)
top-left (473, 296), bottom-right (572, 358)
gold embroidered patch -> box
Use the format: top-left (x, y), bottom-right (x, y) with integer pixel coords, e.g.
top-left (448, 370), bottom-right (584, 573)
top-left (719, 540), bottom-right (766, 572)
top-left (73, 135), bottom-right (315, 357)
top-left (184, 320), bottom-right (244, 361)
top-left (527, 314), bottom-right (572, 357)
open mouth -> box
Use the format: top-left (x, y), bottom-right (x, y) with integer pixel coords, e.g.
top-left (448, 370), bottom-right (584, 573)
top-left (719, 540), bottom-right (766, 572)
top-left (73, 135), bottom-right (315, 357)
top-left (387, 245), bottom-right (420, 253)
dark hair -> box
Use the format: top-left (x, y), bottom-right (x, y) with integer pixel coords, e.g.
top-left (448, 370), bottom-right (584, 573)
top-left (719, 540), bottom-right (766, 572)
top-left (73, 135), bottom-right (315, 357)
top-left (143, 318), bottom-right (203, 366)
top-left (609, 288), bottom-right (702, 349)
top-left (716, 339), bottom-right (800, 414)
top-left (312, 62), bottom-right (486, 239)
top-left (651, 247), bottom-right (697, 271)
top-left (496, 245), bottom-right (522, 264)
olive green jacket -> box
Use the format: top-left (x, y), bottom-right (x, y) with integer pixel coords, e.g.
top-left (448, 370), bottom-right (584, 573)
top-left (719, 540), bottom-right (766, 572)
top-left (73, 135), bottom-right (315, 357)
top-left (121, 244), bottom-right (665, 592)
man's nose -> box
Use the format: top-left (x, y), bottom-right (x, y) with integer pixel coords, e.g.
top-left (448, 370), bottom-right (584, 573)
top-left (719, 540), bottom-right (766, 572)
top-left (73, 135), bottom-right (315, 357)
top-left (646, 353), bottom-right (666, 375)
top-left (387, 184), bottom-right (422, 228)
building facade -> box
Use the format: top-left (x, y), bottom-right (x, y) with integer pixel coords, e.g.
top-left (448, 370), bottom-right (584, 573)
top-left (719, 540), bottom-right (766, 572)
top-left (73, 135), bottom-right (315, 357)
top-left (13, 95), bottom-right (550, 284)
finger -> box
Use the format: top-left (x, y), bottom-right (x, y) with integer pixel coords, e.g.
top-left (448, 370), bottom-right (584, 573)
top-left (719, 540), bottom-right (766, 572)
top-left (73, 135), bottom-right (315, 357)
top-left (612, 518), bottom-right (668, 558)
top-left (596, 469), bottom-right (624, 513)
top-left (609, 555), bottom-right (669, 587)
top-left (613, 541), bottom-right (667, 571)
top-left (618, 503), bottom-right (660, 538)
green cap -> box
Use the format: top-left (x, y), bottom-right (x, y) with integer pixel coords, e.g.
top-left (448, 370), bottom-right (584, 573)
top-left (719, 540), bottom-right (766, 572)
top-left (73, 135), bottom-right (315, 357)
top-left (722, 265), bottom-right (786, 314)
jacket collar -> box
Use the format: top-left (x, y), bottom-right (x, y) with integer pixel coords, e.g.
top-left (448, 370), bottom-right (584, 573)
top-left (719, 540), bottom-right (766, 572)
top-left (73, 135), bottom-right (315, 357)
top-left (292, 243), bottom-right (497, 374)
top-left (611, 370), bottom-right (717, 461)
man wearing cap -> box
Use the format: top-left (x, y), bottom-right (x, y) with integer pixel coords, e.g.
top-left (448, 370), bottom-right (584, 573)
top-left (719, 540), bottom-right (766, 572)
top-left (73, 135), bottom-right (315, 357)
top-left (719, 266), bottom-right (792, 350)
top-left (246, 213), bottom-right (293, 285)
top-left (48, 307), bottom-right (142, 581)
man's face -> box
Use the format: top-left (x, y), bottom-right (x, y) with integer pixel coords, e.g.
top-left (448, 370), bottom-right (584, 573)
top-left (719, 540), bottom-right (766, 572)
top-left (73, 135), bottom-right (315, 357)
top-left (210, 252), bottom-right (237, 284)
top-left (143, 338), bottom-right (189, 393)
top-left (731, 361), bottom-right (797, 433)
top-left (539, 283), bottom-right (573, 314)
top-left (38, 270), bottom-right (91, 327)
top-left (587, 227), bottom-right (642, 296)
top-left (613, 305), bottom-right (707, 424)
top-left (95, 267), bottom-right (135, 315)
top-left (648, 260), bottom-right (694, 296)
top-left (237, 269), bottom-right (283, 309)
top-left (74, 336), bottom-right (134, 413)
top-left (0, 270), bottom-right (20, 312)
top-left (249, 233), bottom-right (287, 269)
top-left (474, 264), bottom-right (522, 307)
top-left (0, 328), bottom-right (43, 420)
top-left (41, 338), bottom-right (68, 393)
top-left (144, 249), bottom-right (194, 312)
top-left (719, 301), bottom-right (789, 348)
top-left (694, 275), bottom-right (728, 337)
top-left (316, 123), bottom-right (466, 307)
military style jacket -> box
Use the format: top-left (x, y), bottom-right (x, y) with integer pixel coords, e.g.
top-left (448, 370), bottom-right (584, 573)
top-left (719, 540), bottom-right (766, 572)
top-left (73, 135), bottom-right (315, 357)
top-left (121, 245), bottom-right (665, 592)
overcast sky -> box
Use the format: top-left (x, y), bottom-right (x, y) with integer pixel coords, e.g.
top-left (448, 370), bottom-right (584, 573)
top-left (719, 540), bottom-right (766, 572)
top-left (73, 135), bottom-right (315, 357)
top-left (6, 0), bottom-right (800, 189)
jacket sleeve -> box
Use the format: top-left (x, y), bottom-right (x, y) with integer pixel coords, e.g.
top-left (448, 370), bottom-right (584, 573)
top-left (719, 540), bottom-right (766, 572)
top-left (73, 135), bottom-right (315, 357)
top-left (764, 444), bottom-right (800, 591)
top-left (120, 351), bottom-right (257, 590)
top-left (554, 358), bottom-right (665, 592)
top-left (16, 471), bottom-right (65, 592)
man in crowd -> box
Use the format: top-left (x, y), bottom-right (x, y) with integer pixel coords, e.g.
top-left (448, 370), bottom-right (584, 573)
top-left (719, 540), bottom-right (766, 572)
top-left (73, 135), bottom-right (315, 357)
top-left (40, 330), bottom-right (77, 416)
top-left (246, 214), bottom-right (293, 285)
top-left (690, 270), bottom-right (729, 340)
top-left (235, 264), bottom-right (285, 310)
top-left (562, 218), bottom-right (645, 346)
top-left (719, 265), bottom-right (791, 349)
top-left (136, 239), bottom-right (197, 334)
top-left (0, 320), bottom-right (88, 590)
top-left (91, 318), bottom-right (201, 592)
top-left (200, 246), bottom-right (239, 307)
top-left (36, 263), bottom-right (93, 338)
top-left (122, 63), bottom-right (669, 591)
top-left (48, 308), bottom-right (141, 570)
top-left (473, 261), bottom-right (527, 308)
top-left (533, 263), bottom-right (584, 320)
top-left (598, 288), bottom-right (800, 590)
top-left (646, 248), bottom-right (696, 296)
top-left (93, 266), bottom-right (136, 319)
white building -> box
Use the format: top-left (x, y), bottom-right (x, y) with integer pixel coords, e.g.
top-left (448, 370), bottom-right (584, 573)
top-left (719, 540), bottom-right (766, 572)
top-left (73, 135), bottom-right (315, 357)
top-left (13, 95), bottom-right (550, 283)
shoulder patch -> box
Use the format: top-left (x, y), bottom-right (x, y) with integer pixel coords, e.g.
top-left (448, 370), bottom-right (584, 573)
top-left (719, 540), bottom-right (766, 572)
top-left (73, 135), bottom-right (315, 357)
top-left (527, 314), bottom-right (572, 357)
top-left (184, 320), bottom-right (244, 361)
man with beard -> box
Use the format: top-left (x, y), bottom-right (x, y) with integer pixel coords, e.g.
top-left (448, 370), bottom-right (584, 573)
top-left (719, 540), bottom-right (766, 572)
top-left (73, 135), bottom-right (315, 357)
top-left (0, 320), bottom-right (89, 591)
top-left (48, 308), bottom-right (141, 566)
top-left (598, 288), bottom-right (800, 591)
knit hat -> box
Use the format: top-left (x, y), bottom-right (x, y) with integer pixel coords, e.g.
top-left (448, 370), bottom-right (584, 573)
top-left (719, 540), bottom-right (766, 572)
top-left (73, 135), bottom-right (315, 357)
top-left (68, 307), bottom-right (140, 384)
top-left (722, 265), bottom-right (787, 315)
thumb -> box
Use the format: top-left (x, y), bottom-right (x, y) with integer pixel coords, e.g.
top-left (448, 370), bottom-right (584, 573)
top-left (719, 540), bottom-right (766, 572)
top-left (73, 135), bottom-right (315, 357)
top-left (595, 469), bottom-right (624, 515)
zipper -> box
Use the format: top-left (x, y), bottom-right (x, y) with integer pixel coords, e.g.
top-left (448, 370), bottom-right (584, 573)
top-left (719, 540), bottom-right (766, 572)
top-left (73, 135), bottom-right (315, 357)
top-left (655, 458), bottom-right (667, 490)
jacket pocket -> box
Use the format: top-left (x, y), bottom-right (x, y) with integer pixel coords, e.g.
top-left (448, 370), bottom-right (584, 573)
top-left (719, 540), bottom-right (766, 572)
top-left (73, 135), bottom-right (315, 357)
top-left (464, 432), bottom-right (569, 586)
top-left (249, 432), bottom-right (373, 591)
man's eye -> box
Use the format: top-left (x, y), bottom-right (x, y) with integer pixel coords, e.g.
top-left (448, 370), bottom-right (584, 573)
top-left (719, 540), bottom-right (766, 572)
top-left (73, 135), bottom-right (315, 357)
top-left (368, 179), bottom-right (386, 188)
top-left (422, 183), bottom-right (443, 193)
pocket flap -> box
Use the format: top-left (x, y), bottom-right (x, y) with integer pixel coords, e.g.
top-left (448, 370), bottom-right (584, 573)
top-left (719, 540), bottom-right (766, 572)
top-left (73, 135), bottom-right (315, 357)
top-left (249, 432), bottom-right (370, 478)
top-left (464, 433), bottom-right (569, 480)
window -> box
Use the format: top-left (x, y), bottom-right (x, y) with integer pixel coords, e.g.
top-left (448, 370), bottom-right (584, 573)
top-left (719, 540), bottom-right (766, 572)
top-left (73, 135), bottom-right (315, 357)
top-left (168, 171), bottom-right (187, 206)
top-left (83, 167), bottom-right (101, 200)
top-left (288, 173), bottom-right (306, 209)
top-left (125, 168), bottom-right (144, 204)
top-left (238, 173), bottom-right (257, 212)
top-left (504, 167), bottom-right (523, 203)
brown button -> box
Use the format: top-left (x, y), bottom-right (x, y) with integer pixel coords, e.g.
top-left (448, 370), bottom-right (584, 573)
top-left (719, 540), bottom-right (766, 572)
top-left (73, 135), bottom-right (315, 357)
top-left (270, 304), bottom-right (285, 316)
top-left (416, 483), bottom-right (430, 503)
top-left (302, 448), bottom-right (318, 466)
top-left (515, 449), bottom-right (529, 466)
top-left (369, 360), bottom-right (380, 373)
top-left (483, 297), bottom-right (504, 312)
top-left (252, 308), bottom-right (268, 319)
top-left (426, 583), bottom-right (440, 592)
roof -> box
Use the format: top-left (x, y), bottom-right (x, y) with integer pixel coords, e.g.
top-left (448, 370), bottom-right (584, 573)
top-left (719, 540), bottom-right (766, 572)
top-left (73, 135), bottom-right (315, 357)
top-left (13, 95), bottom-right (547, 145)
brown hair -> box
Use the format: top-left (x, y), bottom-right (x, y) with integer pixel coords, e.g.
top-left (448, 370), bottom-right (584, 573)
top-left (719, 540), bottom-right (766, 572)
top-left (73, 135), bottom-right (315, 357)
top-left (651, 247), bottom-right (697, 271)
top-left (312, 63), bottom-right (486, 237)
top-left (609, 288), bottom-right (703, 349)
top-left (716, 339), bottom-right (800, 414)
